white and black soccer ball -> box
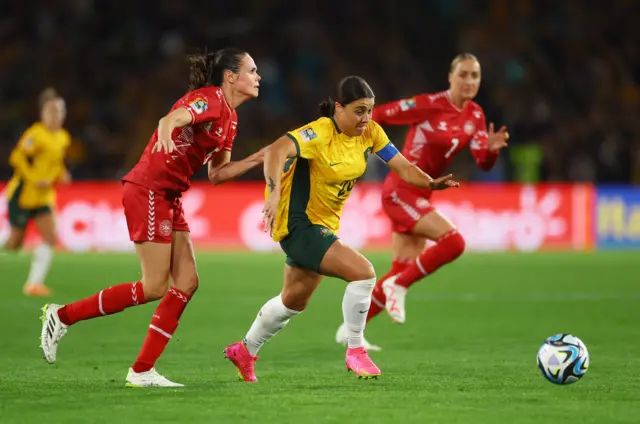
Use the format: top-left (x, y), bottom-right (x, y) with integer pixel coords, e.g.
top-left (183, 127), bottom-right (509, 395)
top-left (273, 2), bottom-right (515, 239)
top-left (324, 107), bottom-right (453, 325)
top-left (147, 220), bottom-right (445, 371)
top-left (537, 334), bottom-right (589, 385)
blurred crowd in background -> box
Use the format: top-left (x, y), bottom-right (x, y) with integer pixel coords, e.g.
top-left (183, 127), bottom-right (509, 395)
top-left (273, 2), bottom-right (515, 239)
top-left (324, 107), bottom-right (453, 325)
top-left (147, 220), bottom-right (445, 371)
top-left (1, 0), bottom-right (639, 184)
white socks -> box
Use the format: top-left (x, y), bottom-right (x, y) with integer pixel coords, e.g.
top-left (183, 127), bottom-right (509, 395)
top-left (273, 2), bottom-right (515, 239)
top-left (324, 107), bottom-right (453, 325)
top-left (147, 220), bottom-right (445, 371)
top-left (342, 277), bottom-right (376, 349)
top-left (244, 295), bottom-right (301, 356)
top-left (27, 244), bottom-right (53, 285)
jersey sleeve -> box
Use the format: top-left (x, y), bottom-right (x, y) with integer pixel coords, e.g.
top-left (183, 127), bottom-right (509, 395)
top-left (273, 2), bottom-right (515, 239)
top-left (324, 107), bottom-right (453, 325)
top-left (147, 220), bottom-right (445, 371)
top-left (285, 119), bottom-right (328, 159)
top-left (372, 94), bottom-right (436, 126)
top-left (179, 87), bottom-right (223, 124)
top-left (369, 121), bottom-right (399, 163)
top-left (223, 116), bottom-right (238, 152)
top-left (468, 108), bottom-right (499, 171)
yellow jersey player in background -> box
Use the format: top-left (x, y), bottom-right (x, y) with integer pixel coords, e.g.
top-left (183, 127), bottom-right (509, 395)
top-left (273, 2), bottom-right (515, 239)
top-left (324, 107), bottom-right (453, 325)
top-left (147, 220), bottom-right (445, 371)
top-left (4, 88), bottom-right (71, 296)
top-left (224, 76), bottom-right (458, 381)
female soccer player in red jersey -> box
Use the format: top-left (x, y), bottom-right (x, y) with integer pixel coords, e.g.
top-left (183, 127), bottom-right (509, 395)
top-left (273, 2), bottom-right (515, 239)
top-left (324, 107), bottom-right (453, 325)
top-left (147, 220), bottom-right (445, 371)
top-left (40, 47), bottom-right (264, 387)
top-left (336, 53), bottom-right (509, 350)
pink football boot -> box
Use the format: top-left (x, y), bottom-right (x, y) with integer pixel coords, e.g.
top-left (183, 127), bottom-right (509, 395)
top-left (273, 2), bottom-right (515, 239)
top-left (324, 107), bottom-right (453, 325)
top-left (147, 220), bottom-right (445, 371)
top-left (224, 341), bottom-right (259, 382)
top-left (345, 347), bottom-right (381, 379)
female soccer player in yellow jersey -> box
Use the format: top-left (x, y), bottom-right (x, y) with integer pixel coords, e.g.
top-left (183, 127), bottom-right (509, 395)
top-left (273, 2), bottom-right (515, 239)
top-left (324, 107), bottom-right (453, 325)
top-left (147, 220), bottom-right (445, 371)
top-left (4, 88), bottom-right (71, 296)
top-left (224, 76), bottom-right (459, 381)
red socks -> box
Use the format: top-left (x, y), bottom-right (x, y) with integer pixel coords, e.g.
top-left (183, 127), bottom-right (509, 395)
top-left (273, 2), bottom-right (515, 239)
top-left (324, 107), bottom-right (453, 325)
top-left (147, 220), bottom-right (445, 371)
top-left (57, 282), bottom-right (146, 326)
top-left (132, 287), bottom-right (191, 373)
top-left (367, 259), bottom-right (410, 322)
top-left (366, 231), bottom-right (466, 323)
top-left (395, 230), bottom-right (465, 289)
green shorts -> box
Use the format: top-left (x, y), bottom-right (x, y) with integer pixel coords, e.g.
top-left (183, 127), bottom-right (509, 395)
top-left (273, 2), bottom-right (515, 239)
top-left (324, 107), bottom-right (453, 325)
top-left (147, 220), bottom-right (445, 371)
top-left (279, 224), bottom-right (339, 272)
top-left (8, 198), bottom-right (51, 230)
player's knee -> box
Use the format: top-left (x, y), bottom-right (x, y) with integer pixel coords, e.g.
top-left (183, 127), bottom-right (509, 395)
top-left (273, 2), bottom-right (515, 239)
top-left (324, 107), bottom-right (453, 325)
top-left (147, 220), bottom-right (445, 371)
top-left (447, 231), bottom-right (466, 260)
top-left (141, 276), bottom-right (170, 301)
top-left (281, 289), bottom-right (310, 312)
top-left (349, 262), bottom-right (376, 282)
top-left (174, 272), bottom-right (199, 297)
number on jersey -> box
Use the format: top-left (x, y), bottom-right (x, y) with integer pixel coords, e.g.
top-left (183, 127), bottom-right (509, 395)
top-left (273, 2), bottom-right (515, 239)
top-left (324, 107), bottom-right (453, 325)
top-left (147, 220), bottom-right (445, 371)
top-left (444, 138), bottom-right (459, 159)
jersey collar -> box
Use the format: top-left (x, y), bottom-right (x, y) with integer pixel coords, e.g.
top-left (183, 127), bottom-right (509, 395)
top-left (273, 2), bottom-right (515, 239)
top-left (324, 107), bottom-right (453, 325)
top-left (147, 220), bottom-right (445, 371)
top-left (330, 116), bottom-right (342, 134)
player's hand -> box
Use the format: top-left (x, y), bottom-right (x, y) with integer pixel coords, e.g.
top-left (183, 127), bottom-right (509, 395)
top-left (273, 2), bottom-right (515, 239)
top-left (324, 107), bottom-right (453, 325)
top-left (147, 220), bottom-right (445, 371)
top-left (429, 174), bottom-right (460, 191)
top-left (36, 180), bottom-right (52, 189)
top-left (152, 137), bottom-right (176, 154)
top-left (60, 170), bottom-right (72, 184)
top-left (262, 194), bottom-right (280, 236)
top-left (487, 123), bottom-right (509, 152)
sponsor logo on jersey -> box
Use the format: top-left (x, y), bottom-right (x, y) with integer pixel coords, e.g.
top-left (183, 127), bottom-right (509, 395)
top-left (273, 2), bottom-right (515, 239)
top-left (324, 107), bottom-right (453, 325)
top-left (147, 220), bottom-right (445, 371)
top-left (473, 111), bottom-right (482, 119)
top-left (399, 97), bottom-right (417, 111)
top-left (438, 121), bottom-right (448, 131)
top-left (464, 120), bottom-right (475, 135)
top-left (189, 98), bottom-right (208, 114)
top-left (299, 127), bottom-right (317, 142)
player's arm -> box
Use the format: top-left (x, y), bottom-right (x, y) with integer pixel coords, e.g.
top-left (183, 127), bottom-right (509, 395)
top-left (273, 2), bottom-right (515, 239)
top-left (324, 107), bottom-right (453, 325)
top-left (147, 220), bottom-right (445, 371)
top-left (8, 130), bottom-right (40, 184)
top-left (372, 94), bottom-right (433, 126)
top-left (152, 108), bottom-right (193, 154)
top-left (371, 121), bottom-right (458, 190)
top-left (261, 135), bottom-right (298, 235)
top-left (207, 147), bottom-right (266, 186)
top-left (470, 113), bottom-right (508, 171)
top-left (386, 153), bottom-right (458, 190)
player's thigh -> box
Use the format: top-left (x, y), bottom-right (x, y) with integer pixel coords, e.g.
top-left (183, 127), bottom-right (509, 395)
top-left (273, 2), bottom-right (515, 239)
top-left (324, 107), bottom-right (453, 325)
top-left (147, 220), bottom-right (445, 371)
top-left (281, 265), bottom-right (323, 311)
top-left (135, 241), bottom-right (172, 301)
top-left (33, 209), bottom-right (57, 245)
top-left (412, 210), bottom-right (456, 241)
top-left (169, 230), bottom-right (198, 296)
top-left (392, 231), bottom-right (427, 261)
top-left (319, 240), bottom-right (375, 283)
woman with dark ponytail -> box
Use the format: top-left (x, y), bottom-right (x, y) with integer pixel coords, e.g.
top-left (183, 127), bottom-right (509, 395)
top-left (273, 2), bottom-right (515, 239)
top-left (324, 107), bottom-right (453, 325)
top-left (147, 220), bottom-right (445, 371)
top-left (40, 48), bottom-right (264, 388)
top-left (224, 76), bottom-right (459, 382)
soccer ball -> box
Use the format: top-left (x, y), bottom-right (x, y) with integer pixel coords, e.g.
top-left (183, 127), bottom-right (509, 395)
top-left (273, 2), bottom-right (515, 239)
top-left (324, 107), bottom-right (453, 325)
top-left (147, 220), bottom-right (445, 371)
top-left (536, 333), bottom-right (589, 385)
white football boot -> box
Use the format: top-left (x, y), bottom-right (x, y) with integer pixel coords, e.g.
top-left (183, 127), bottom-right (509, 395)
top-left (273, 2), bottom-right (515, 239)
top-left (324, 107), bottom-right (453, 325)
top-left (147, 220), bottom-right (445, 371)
top-left (335, 322), bottom-right (382, 352)
top-left (125, 368), bottom-right (184, 388)
top-left (382, 276), bottom-right (407, 324)
top-left (40, 304), bottom-right (68, 364)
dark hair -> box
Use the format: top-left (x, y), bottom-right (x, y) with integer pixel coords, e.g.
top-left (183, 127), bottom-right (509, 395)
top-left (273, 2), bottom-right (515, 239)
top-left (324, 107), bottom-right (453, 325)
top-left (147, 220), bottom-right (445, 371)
top-left (39, 87), bottom-right (60, 109)
top-left (318, 76), bottom-right (375, 117)
top-left (187, 47), bottom-right (248, 90)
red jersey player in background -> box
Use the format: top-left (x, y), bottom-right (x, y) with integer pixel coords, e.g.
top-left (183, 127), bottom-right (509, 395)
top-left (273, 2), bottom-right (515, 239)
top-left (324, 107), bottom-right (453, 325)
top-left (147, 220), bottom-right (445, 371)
top-left (40, 47), bottom-right (264, 387)
top-left (336, 53), bottom-right (509, 350)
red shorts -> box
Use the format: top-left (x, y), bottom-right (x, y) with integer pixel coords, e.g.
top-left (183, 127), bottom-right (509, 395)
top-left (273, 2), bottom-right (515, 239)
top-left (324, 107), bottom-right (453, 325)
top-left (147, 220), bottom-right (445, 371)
top-left (122, 182), bottom-right (189, 243)
top-left (381, 187), bottom-right (435, 235)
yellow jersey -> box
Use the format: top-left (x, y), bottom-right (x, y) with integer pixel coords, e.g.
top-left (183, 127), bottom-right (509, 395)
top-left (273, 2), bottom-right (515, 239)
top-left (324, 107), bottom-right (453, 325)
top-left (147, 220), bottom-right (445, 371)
top-left (5, 122), bottom-right (70, 209)
top-left (270, 117), bottom-right (393, 242)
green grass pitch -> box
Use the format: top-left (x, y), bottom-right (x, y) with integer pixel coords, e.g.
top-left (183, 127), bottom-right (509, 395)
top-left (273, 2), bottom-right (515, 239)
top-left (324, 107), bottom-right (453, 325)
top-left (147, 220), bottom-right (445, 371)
top-left (1, 251), bottom-right (639, 423)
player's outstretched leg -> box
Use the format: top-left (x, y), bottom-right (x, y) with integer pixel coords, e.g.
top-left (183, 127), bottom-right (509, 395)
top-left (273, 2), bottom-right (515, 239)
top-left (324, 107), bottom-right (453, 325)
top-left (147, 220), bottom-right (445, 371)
top-left (225, 291), bottom-right (304, 382)
top-left (24, 213), bottom-right (57, 297)
top-left (40, 242), bottom-right (172, 365)
top-left (225, 265), bottom-right (319, 382)
top-left (385, 229), bottom-right (465, 324)
top-left (126, 231), bottom-right (198, 388)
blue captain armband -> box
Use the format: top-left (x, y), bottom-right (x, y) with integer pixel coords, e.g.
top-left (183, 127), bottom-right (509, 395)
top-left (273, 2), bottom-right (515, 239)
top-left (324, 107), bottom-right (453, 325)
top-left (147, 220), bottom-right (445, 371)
top-left (375, 142), bottom-right (399, 163)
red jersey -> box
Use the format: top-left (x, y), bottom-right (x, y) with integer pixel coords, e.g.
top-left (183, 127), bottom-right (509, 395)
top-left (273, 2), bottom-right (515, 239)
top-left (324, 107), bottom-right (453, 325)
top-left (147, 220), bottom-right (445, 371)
top-left (373, 90), bottom-right (497, 196)
top-left (123, 86), bottom-right (238, 196)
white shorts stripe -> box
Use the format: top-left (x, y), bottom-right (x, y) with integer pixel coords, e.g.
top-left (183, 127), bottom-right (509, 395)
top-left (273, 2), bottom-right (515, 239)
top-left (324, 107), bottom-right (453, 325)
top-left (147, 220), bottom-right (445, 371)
top-left (391, 192), bottom-right (421, 221)
top-left (416, 257), bottom-right (428, 276)
top-left (98, 290), bottom-right (106, 315)
top-left (149, 324), bottom-right (172, 339)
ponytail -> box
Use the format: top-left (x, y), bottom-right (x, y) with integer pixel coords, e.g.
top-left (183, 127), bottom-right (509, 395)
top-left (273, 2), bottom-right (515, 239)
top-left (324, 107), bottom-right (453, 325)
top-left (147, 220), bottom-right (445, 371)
top-left (187, 53), bottom-right (213, 90)
top-left (187, 47), bottom-right (248, 91)
top-left (318, 98), bottom-right (335, 117)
